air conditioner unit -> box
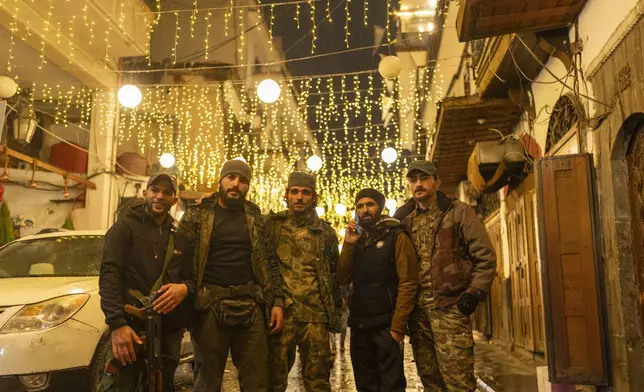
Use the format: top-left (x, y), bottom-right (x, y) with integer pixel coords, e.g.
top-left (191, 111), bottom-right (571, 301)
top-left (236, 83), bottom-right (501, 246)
top-left (468, 137), bottom-right (526, 193)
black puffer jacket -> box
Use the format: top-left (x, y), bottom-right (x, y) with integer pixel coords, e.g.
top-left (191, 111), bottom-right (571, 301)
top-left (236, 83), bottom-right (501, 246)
top-left (99, 201), bottom-right (190, 332)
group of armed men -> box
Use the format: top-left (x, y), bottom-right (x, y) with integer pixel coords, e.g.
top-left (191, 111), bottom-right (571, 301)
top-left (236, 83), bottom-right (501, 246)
top-left (97, 158), bottom-right (497, 392)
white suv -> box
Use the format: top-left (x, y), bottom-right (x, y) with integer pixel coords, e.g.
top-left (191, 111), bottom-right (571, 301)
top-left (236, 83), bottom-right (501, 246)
top-left (0, 230), bottom-right (193, 392)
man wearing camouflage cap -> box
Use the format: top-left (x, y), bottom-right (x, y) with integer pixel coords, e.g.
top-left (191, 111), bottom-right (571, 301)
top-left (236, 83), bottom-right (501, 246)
top-left (267, 171), bottom-right (342, 392)
top-left (177, 159), bottom-right (284, 392)
top-left (396, 160), bottom-right (496, 392)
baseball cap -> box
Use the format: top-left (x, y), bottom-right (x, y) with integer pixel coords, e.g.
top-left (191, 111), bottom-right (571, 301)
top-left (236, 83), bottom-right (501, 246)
top-left (147, 173), bottom-right (178, 193)
top-left (407, 160), bottom-right (437, 177)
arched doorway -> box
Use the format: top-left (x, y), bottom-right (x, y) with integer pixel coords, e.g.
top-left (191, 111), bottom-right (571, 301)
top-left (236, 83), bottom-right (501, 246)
top-left (627, 125), bottom-right (644, 333)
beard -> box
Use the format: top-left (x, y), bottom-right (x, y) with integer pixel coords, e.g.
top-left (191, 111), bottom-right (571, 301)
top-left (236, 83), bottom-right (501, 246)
top-left (359, 211), bottom-right (380, 228)
top-left (288, 199), bottom-right (313, 214)
top-left (219, 184), bottom-right (246, 209)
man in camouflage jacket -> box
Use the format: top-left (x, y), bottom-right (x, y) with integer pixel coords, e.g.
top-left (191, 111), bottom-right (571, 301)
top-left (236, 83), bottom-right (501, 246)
top-left (177, 159), bottom-right (284, 392)
top-left (267, 171), bottom-right (342, 392)
top-left (395, 160), bottom-right (496, 392)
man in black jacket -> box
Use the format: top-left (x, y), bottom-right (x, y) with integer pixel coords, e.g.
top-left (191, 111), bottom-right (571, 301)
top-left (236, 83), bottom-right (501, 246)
top-left (98, 173), bottom-right (189, 392)
top-left (338, 188), bottom-right (419, 392)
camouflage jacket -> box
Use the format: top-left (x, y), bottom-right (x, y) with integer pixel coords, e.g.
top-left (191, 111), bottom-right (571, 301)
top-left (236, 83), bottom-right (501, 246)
top-left (400, 191), bottom-right (496, 308)
top-left (269, 210), bottom-right (342, 332)
top-left (177, 194), bottom-right (284, 311)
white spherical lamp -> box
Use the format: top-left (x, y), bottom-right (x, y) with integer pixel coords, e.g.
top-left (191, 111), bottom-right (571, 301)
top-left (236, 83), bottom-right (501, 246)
top-left (306, 154), bottom-right (323, 172)
top-left (315, 206), bottom-right (326, 217)
top-left (159, 153), bottom-right (176, 168)
top-left (334, 203), bottom-right (347, 216)
top-left (378, 56), bottom-right (402, 79)
top-left (0, 76), bottom-right (18, 98)
top-left (385, 198), bottom-right (397, 212)
top-left (117, 84), bottom-right (142, 108)
top-left (381, 147), bottom-right (398, 164)
top-left (257, 79), bottom-right (281, 104)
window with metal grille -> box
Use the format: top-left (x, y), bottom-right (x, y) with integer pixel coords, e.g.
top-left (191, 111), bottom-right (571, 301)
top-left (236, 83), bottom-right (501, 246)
top-left (546, 95), bottom-right (583, 153)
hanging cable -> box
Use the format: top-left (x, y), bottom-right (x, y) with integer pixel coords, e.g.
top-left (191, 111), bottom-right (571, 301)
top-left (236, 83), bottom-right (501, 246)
top-left (515, 35), bottom-right (612, 108)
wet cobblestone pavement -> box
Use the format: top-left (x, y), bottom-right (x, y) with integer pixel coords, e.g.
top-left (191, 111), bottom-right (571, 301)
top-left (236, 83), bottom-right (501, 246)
top-left (174, 334), bottom-right (541, 391)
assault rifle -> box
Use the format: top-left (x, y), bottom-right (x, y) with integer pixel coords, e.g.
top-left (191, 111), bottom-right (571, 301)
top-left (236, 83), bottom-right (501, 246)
top-left (105, 293), bottom-right (163, 392)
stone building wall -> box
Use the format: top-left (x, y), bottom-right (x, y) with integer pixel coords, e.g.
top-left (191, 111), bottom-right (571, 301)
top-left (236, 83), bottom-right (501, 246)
top-left (589, 13), bottom-right (644, 392)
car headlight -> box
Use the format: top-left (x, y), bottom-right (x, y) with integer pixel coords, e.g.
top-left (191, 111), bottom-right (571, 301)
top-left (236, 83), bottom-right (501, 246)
top-left (0, 294), bottom-right (89, 334)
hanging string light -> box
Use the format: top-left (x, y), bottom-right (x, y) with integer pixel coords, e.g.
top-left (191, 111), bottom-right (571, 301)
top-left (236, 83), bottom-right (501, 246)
top-left (345, 0), bottom-right (351, 47)
top-left (190, 0), bottom-right (199, 38)
top-left (204, 11), bottom-right (212, 59)
top-left (172, 11), bottom-right (180, 64)
top-left (269, 4), bottom-right (275, 51)
top-left (364, 0), bottom-right (368, 26)
top-left (14, 59), bottom-right (434, 230)
top-left (311, 0), bottom-right (317, 53)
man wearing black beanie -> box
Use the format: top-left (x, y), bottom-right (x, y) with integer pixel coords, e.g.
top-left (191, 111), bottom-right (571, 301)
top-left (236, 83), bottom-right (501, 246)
top-left (337, 188), bottom-right (419, 392)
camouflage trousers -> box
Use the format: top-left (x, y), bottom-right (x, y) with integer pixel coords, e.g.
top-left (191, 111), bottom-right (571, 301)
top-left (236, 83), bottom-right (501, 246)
top-left (268, 309), bottom-right (331, 392)
top-left (97, 329), bottom-right (183, 392)
top-left (409, 304), bottom-right (476, 392)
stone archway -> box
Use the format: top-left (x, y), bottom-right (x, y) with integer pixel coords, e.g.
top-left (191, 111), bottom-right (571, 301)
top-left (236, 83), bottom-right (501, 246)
top-left (626, 123), bottom-right (644, 333)
top-left (611, 113), bottom-right (644, 335)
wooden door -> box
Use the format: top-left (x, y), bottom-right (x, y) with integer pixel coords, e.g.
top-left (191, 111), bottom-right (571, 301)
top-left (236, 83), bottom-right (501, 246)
top-left (537, 154), bottom-right (608, 385)
top-left (526, 191), bottom-right (546, 353)
top-left (508, 207), bottom-right (533, 350)
top-left (626, 128), bottom-right (644, 335)
top-left (487, 216), bottom-right (506, 342)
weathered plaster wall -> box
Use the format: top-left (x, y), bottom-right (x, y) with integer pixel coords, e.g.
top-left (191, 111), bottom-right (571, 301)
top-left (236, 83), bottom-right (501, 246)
top-left (1, 169), bottom-right (83, 237)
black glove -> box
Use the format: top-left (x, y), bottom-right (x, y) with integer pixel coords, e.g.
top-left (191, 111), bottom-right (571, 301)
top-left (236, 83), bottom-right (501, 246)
top-left (456, 292), bottom-right (479, 316)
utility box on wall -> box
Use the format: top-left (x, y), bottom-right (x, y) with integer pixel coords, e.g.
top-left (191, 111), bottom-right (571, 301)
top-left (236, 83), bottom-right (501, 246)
top-left (536, 154), bottom-right (609, 386)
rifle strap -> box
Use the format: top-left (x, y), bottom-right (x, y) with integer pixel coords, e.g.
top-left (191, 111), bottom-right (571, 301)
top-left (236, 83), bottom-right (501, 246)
top-left (150, 230), bottom-right (175, 295)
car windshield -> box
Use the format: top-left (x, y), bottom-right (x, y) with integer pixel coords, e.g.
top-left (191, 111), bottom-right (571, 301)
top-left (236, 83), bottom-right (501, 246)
top-left (0, 235), bottom-right (104, 278)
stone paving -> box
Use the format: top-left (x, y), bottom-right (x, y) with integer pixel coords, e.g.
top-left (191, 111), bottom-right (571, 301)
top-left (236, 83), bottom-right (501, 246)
top-left (175, 334), bottom-right (542, 391)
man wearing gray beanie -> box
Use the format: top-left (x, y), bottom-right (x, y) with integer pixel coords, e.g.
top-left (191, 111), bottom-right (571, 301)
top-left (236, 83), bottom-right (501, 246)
top-left (177, 159), bottom-right (284, 392)
top-left (267, 171), bottom-right (341, 392)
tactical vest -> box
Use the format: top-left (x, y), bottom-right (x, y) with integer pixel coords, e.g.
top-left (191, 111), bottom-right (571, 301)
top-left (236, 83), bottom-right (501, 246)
top-left (348, 227), bottom-right (402, 330)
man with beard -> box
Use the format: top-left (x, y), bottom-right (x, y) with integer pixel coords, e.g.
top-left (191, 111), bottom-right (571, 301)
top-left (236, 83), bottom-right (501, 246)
top-left (397, 160), bottom-right (496, 392)
top-left (338, 188), bottom-right (419, 392)
top-left (177, 159), bottom-right (284, 392)
top-left (267, 171), bottom-right (341, 392)
top-left (99, 173), bottom-right (189, 391)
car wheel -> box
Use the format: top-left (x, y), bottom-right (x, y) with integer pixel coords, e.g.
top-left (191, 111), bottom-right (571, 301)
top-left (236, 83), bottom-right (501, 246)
top-left (88, 332), bottom-right (111, 392)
